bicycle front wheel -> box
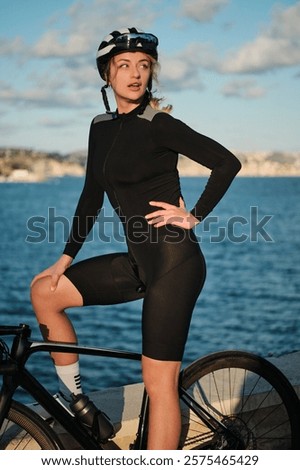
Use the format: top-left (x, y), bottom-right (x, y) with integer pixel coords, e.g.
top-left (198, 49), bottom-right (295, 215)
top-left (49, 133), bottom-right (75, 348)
top-left (0, 400), bottom-right (64, 450)
top-left (179, 350), bottom-right (300, 450)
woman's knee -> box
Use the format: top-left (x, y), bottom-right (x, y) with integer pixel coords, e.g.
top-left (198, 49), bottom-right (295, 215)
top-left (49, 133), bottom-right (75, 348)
top-left (31, 275), bottom-right (83, 314)
top-left (30, 276), bottom-right (53, 306)
top-left (142, 356), bottom-right (180, 397)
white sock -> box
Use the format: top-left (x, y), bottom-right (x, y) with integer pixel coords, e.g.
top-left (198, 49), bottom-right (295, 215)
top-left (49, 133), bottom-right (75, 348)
top-left (55, 361), bottom-right (82, 400)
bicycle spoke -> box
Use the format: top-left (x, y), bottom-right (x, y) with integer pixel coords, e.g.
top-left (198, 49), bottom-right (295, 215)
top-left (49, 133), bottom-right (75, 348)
top-left (180, 351), bottom-right (300, 449)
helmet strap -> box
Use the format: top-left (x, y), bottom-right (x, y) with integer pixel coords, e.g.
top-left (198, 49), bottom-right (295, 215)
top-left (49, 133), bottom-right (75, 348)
top-left (101, 84), bottom-right (112, 113)
top-left (101, 83), bottom-right (152, 115)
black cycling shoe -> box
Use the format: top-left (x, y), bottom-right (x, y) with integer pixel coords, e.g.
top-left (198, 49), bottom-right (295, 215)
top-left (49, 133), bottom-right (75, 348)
top-left (70, 393), bottom-right (115, 443)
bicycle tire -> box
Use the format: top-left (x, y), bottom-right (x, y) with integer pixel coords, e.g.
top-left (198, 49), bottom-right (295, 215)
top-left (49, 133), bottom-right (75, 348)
top-left (179, 350), bottom-right (300, 450)
top-left (0, 400), bottom-right (64, 450)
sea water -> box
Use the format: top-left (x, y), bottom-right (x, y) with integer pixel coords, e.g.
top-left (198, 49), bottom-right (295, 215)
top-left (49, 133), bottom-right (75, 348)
top-left (0, 176), bottom-right (299, 398)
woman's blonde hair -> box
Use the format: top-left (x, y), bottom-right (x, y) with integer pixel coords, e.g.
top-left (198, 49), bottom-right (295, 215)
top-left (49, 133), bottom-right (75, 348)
top-left (144, 56), bottom-right (173, 113)
top-left (149, 97), bottom-right (172, 113)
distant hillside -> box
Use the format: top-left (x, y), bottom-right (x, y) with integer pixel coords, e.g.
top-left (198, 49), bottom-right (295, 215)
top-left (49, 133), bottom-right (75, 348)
top-left (0, 148), bottom-right (85, 182)
top-left (0, 147), bottom-right (299, 182)
top-left (179, 150), bottom-right (300, 176)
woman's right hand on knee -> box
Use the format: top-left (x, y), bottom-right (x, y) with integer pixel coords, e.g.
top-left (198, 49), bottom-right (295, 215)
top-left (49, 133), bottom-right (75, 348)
top-left (31, 254), bottom-right (73, 291)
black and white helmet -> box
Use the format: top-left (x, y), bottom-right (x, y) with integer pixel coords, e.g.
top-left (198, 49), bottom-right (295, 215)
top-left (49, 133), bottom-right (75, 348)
top-left (96, 27), bottom-right (158, 81)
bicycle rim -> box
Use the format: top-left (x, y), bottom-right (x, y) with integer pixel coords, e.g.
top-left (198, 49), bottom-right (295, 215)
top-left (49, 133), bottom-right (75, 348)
top-left (0, 400), bottom-right (63, 450)
top-left (179, 350), bottom-right (300, 450)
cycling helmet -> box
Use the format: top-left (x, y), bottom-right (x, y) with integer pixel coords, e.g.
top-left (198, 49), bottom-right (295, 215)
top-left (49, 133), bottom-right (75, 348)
top-left (96, 27), bottom-right (159, 81)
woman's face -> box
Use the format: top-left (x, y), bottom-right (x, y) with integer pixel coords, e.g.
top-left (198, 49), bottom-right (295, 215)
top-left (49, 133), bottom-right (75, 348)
top-left (108, 51), bottom-right (152, 109)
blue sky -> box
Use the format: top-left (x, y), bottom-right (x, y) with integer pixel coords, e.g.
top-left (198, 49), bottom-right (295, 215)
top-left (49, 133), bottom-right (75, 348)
top-left (0, 0), bottom-right (299, 154)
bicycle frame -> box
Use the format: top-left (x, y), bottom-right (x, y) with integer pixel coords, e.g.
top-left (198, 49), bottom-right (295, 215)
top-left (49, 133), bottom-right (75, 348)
top-left (0, 324), bottom-right (235, 450)
top-left (0, 324), bottom-right (145, 449)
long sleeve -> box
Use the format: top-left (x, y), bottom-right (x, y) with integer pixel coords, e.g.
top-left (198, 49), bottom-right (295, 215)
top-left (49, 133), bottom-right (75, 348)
top-left (63, 123), bottom-right (105, 259)
top-left (152, 113), bottom-right (242, 221)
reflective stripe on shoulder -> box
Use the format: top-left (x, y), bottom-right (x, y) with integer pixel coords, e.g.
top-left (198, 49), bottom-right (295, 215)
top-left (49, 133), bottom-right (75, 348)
top-left (93, 113), bottom-right (115, 124)
top-left (138, 105), bottom-right (161, 122)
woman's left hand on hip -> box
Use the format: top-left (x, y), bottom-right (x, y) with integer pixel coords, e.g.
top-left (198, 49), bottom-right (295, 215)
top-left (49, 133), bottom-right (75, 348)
top-left (145, 197), bottom-right (199, 229)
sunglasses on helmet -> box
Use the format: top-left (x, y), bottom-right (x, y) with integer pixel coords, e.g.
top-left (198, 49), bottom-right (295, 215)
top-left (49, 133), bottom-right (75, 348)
top-left (114, 32), bottom-right (158, 50)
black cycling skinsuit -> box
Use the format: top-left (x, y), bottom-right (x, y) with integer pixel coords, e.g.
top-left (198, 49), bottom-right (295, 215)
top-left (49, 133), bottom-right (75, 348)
top-left (63, 101), bottom-right (241, 361)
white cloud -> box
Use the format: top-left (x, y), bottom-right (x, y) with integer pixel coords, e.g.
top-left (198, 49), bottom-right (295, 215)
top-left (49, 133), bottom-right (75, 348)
top-left (0, 81), bottom-right (95, 109)
top-left (1, 0), bottom-right (220, 102)
top-left (160, 55), bottom-right (203, 91)
top-left (33, 30), bottom-right (91, 58)
top-left (65, 60), bottom-right (99, 88)
top-left (0, 0), bottom-right (159, 110)
top-left (159, 42), bottom-right (218, 91)
top-left (0, 37), bottom-right (24, 56)
top-left (222, 2), bottom-right (300, 73)
top-left (32, 0), bottom-right (157, 60)
top-left (4, 0), bottom-right (297, 110)
top-left (221, 79), bottom-right (266, 99)
top-left (270, 2), bottom-right (300, 38)
top-left (181, 0), bottom-right (229, 22)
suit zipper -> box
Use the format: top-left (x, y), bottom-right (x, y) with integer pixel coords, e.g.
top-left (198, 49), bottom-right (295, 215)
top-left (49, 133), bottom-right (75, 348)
top-left (103, 119), bottom-right (123, 213)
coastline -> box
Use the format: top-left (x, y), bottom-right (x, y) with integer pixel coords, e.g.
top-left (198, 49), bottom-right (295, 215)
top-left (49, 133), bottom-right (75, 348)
top-left (178, 152), bottom-right (300, 177)
top-left (1, 148), bottom-right (299, 182)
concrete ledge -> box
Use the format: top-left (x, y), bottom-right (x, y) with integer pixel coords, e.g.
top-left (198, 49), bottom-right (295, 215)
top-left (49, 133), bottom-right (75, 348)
top-left (89, 382), bottom-right (145, 449)
top-left (268, 351), bottom-right (300, 396)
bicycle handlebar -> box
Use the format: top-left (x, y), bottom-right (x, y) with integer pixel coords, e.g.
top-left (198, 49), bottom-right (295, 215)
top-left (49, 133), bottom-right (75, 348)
top-left (0, 324), bottom-right (31, 336)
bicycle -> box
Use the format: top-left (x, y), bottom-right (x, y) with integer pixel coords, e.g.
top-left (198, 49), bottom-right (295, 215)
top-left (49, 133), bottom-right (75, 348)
top-left (0, 323), bottom-right (300, 450)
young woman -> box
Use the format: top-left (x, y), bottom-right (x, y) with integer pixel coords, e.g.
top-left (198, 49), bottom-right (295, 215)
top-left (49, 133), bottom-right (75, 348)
top-left (31, 27), bottom-right (241, 449)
